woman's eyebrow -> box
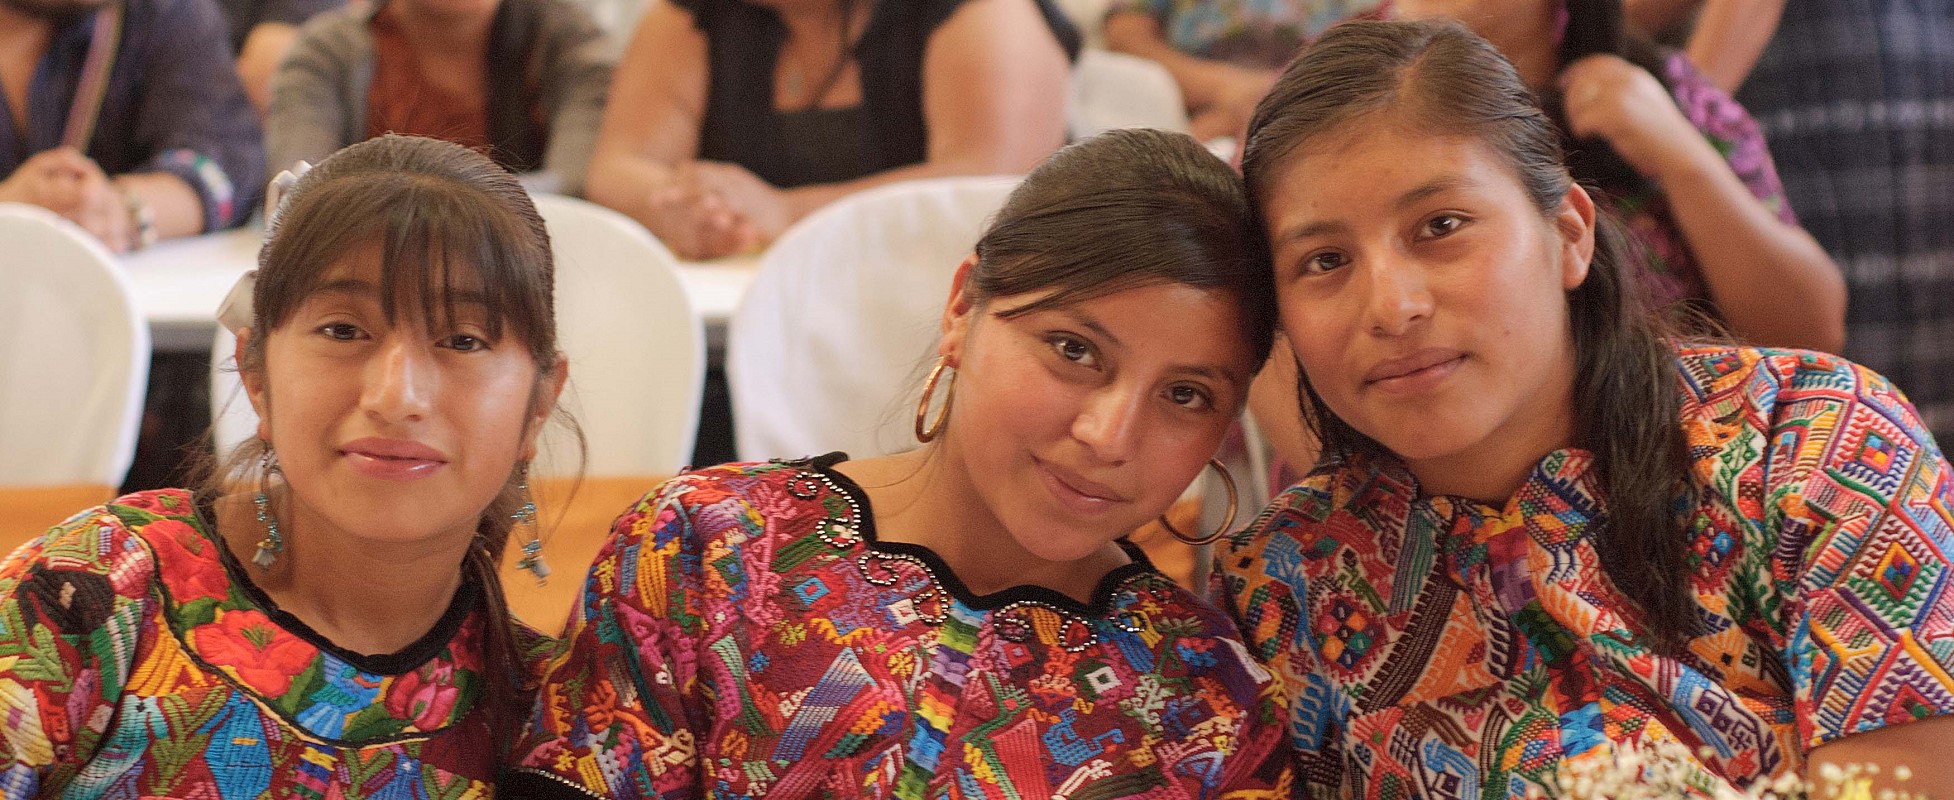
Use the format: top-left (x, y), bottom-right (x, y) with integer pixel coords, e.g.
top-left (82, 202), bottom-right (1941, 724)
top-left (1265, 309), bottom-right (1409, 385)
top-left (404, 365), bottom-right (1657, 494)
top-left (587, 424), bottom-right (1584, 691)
top-left (1275, 174), bottom-right (1478, 245)
top-left (310, 279), bottom-right (492, 308)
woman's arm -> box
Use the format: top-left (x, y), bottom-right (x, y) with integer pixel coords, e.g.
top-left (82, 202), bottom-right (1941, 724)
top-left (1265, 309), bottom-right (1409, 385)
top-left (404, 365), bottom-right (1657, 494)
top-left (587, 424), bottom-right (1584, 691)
top-left (1682, 0), bottom-right (1786, 94)
top-left (1808, 716), bottom-right (1954, 797)
top-left (237, 22), bottom-right (303, 116)
top-left (0, 509), bottom-right (150, 794)
top-left (1560, 54), bottom-right (1844, 353)
top-left (1764, 354), bottom-right (1954, 797)
top-left (135, 0), bottom-right (264, 234)
top-left (1103, 9), bottom-right (1276, 139)
top-left (579, 1), bottom-right (752, 259)
top-left (775, 0), bottom-right (1071, 220)
top-left (1622, 0), bottom-right (1702, 41)
top-left (506, 480), bottom-right (715, 799)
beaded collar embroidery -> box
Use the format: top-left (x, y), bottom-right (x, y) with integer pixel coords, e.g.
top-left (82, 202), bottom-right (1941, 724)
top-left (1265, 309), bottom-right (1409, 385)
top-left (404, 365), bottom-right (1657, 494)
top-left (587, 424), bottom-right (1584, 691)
top-left (782, 461), bottom-right (1145, 653)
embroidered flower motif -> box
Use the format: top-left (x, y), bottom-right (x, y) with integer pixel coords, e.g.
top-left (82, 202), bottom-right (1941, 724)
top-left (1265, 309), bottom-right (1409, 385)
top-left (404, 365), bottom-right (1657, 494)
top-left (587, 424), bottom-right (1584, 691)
top-left (143, 519), bottom-right (233, 602)
top-left (112, 490), bottom-right (193, 516)
top-left (385, 661), bottom-right (462, 730)
top-left (193, 609), bottom-right (316, 695)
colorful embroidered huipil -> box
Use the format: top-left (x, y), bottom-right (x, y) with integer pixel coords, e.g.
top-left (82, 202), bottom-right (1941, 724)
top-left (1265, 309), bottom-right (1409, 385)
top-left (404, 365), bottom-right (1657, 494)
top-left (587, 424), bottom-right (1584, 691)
top-left (1219, 346), bottom-right (1954, 796)
top-left (0, 489), bottom-right (526, 798)
top-left (509, 455), bottom-right (1293, 799)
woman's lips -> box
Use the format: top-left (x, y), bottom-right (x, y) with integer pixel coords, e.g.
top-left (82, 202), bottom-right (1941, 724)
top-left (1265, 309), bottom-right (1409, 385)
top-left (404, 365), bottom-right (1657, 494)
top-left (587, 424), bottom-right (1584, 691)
top-left (1363, 349), bottom-right (1467, 395)
top-left (340, 438), bottom-right (447, 481)
top-left (1034, 457), bottom-right (1127, 516)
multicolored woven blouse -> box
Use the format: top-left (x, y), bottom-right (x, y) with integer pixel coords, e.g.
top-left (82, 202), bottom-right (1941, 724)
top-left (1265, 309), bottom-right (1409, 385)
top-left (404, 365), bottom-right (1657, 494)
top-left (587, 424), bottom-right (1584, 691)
top-left (1219, 346), bottom-right (1954, 796)
top-left (0, 489), bottom-right (521, 798)
top-left (507, 454), bottom-right (1294, 799)
top-left (1602, 52), bottom-right (1799, 311)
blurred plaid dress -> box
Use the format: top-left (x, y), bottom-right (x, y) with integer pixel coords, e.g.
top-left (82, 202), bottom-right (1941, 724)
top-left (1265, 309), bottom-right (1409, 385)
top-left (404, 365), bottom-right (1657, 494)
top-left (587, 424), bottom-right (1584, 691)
top-left (1736, 0), bottom-right (1954, 443)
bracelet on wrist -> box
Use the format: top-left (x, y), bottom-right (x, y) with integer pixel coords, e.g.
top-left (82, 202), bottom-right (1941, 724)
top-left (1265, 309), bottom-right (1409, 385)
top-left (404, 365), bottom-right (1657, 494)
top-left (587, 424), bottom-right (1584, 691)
top-left (118, 183), bottom-right (157, 251)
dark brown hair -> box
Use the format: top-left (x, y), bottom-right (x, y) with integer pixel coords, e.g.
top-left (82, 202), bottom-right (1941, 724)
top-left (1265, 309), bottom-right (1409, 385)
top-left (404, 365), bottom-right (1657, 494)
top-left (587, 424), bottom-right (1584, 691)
top-left (1240, 20), bottom-right (1698, 651)
top-left (1551, 0), bottom-right (1671, 195)
top-left (200, 134), bottom-right (563, 748)
top-left (971, 128), bottom-right (1277, 367)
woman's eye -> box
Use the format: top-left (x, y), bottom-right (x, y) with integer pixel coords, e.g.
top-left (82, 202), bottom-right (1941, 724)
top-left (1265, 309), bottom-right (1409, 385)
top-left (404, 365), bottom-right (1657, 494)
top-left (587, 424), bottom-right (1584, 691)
top-left (1423, 214), bottom-right (1464, 238)
top-left (441, 334), bottom-right (487, 353)
top-left (1302, 251), bottom-right (1348, 274)
top-left (1048, 335), bottom-right (1097, 368)
top-left (1167, 384), bottom-right (1213, 411)
top-left (320, 323), bottom-right (363, 341)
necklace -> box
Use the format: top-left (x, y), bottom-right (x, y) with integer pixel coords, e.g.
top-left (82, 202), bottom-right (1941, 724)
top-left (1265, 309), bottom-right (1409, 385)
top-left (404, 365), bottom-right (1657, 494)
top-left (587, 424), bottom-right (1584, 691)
top-left (777, 1), bottom-right (863, 112)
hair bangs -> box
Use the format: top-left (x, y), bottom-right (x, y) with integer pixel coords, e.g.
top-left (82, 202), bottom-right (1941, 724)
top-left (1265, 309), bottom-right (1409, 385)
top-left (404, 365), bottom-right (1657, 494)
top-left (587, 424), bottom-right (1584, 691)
top-left (255, 170), bottom-right (553, 361)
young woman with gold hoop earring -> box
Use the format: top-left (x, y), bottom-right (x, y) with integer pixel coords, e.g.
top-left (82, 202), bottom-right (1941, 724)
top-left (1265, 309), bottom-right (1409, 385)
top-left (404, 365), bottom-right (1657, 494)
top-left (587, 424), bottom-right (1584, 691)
top-left (504, 128), bottom-right (1295, 798)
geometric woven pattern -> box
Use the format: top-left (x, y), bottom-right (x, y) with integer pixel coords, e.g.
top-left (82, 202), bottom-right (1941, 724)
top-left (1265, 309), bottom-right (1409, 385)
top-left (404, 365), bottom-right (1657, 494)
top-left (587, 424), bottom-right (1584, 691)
top-left (1218, 346), bottom-right (1954, 796)
top-left (512, 455), bottom-right (1294, 798)
top-left (0, 489), bottom-right (517, 798)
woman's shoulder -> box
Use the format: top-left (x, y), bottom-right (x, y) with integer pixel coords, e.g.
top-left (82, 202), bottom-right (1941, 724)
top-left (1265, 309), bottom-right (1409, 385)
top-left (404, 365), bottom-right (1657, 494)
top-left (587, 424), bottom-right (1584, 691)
top-left (8, 490), bottom-right (194, 579)
top-left (1115, 572), bottom-right (1284, 707)
top-left (1674, 344), bottom-right (1934, 462)
top-left (1676, 344), bottom-right (1907, 410)
top-left (608, 457), bottom-right (841, 546)
top-left (0, 491), bottom-right (184, 647)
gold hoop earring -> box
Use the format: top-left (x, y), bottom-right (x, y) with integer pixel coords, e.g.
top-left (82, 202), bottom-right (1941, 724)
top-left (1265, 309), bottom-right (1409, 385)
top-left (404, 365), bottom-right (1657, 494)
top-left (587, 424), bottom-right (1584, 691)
top-left (914, 358), bottom-right (956, 443)
top-left (1158, 459), bottom-right (1239, 546)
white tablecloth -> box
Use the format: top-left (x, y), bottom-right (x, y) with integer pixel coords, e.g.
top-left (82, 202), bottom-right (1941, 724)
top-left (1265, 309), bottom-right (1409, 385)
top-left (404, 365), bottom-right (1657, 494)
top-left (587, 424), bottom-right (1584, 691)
top-left (120, 227), bottom-right (756, 351)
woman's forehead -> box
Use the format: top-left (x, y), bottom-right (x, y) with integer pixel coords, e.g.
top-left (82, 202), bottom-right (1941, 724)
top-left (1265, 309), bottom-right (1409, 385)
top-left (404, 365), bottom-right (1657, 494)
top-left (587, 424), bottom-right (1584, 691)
top-left (309, 240), bottom-right (492, 305)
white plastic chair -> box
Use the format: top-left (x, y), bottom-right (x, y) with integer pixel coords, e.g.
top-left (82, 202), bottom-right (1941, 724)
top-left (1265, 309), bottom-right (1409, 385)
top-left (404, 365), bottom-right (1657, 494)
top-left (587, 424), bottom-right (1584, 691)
top-left (1068, 49), bottom-right (1190, 137)
top-left (0, 203), bottom-right (150, 490)
top-left (211, 194), bottom-right (705, 480)
top-left (727, 175), bottom-right (1021, 462)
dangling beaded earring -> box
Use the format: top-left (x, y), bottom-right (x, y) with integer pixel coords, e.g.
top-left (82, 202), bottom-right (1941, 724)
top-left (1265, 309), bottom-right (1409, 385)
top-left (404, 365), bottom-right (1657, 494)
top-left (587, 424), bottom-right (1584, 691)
top-left (512, 464), bottom-right (549, 584)
top-left (252, 449), bottom-right (284, 569)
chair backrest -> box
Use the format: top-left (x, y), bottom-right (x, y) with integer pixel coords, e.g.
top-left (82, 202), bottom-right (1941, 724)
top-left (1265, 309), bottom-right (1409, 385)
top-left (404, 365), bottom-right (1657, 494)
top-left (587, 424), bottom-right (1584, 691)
top-left (532, 194), bottom-right (704, 477)
top-left (212, 194), bottom-right (705, 479)
top-left (727, 175), bottom-right (1020, 462)
top-left (1068, 49), bottom-right (1189, 138)
top-left (0, 203), bottom-right (150, 489)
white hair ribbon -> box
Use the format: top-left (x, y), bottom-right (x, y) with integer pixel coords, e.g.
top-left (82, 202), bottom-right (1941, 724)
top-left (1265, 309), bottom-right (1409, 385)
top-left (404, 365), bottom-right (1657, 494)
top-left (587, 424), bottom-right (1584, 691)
top-left (218, 161), bottom-right (313, 335)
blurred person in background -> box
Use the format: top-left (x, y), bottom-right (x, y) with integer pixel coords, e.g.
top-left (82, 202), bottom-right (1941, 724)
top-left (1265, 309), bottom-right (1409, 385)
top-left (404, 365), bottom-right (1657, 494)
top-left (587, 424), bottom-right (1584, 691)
top-left (1631, 0), bottom-right (1954, 445)
top-left (1104, 0), bottom-right (1382, 141)
top-left (0, 0), bottom-right (263, 252)
top-left (267, 0), bottom-right (613, 196)
top-left (1389, 0), bottom-right (1844, 353)
top-left (585, 0), bottom-right (1079, 260)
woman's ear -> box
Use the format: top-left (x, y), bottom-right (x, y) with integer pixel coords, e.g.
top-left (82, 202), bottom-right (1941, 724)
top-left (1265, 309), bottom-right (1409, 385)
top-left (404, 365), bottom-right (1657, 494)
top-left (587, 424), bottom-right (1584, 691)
top-left (237, 328), bottom-right (273, 443)
top-left (1555, 183), bottom-right (1597, 291)
top-left (520, 354), bottom-right (571, 462)
top-left (938, 254), bottom-right (979, 365)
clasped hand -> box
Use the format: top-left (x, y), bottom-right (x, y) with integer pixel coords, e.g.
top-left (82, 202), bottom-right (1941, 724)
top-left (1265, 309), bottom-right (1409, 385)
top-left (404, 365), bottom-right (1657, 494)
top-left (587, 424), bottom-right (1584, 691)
top-left (0, 147), bottom-right (138, 253)
top-left (1558, 54), bottom-right (1709, 181)
top-left (643, 160), bottom-right (792, 260)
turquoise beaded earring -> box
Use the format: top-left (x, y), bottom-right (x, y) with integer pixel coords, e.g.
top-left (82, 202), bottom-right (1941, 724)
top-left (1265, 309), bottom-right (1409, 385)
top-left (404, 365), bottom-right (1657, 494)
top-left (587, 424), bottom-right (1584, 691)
top-left (513, 464), bottom-right (549, 584)
top-left (252, 450), bottom-right (284, 569)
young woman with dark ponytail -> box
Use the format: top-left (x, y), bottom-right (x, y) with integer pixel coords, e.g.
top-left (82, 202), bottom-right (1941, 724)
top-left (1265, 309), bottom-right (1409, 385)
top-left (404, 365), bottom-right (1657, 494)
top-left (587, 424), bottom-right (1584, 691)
top-left (1221, 19), bottom-right (1954, 797)
top-left (1390, 0), bottom-right (1844, 354)
top-left (0, 135), bottom-right (571, 796)
top-left (505, 129), bottom-right (1294, 799)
